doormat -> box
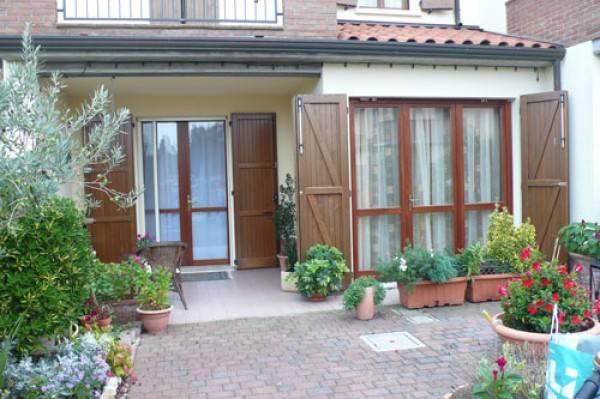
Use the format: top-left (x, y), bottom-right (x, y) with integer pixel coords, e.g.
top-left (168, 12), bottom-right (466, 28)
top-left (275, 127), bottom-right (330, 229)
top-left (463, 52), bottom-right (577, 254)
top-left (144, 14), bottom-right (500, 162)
top-left (360, 332), bottom-right (426, 352)
top-left (181, 271), bottom-right (231, 282)
top-left (391, 308), bottom-right (439, 324)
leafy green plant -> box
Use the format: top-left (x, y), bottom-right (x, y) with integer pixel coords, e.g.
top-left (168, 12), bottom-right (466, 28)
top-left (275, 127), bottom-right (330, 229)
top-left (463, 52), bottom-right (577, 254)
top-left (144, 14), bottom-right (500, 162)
top-left (93, 257), bottom-right (147, 303)
top-left (275, 174), bottom-right (297, 271)
top-left (290, 245), bottom-right (349, 298)
top-left (135, 267), bottom-right (172, 311)
top-left (486, 207), bottom-right (538, 273)
top-left (457, 242), bottom-right (487, 280)
top-left (0, 197), bottom-right (95, 354)
top-left (343, 277), bottom-right (386, 311)
top-left (376, 246), bottom-right (458, 291)
top-left (306, 244), bottom-right (345, 267)
top-left (472, 355), bottom-right (523, 399)
top-left (558, 221), bottom-right (600, 260)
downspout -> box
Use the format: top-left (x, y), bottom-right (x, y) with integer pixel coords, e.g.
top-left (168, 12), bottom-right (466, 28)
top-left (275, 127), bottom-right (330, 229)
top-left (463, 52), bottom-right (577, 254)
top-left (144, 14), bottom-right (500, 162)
top-left (454, 0), bottom-right (461, 26)
top-left (553, 59), bottom-right (562, 90)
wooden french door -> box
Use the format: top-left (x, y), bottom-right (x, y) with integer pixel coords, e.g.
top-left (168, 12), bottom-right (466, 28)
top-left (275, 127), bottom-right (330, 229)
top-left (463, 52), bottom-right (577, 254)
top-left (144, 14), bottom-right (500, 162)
top-left (521, 91), bottom-right (569, 261)
top-left (141, 120), bottom-right (229, 266)
top-left (231, 114), bottom-right (278, 269)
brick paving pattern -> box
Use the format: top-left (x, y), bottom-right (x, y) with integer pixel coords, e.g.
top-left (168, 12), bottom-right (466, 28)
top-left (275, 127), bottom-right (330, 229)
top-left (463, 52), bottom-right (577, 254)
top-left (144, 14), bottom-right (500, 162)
top-left (130, 302), bottom-right (501, 398)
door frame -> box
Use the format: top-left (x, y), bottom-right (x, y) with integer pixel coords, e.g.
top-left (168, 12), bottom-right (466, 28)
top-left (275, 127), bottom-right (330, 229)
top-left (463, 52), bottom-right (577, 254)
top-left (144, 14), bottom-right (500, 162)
top-left (349, 98), bottom-right (513, 275)
top-left (230, 112), bottom-right (279, 269)
top-left (134, 116), bottom-right (236, 266)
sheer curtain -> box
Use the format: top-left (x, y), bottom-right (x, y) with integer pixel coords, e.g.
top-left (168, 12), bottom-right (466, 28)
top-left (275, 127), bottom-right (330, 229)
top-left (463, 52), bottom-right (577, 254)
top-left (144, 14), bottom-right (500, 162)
top-left (355, 108), bottom-right (401, 270)
top-left (463, 108), bottom-right (501, 244)
top-left (411, 108), bottom-right (453, 252)
top-left (156, 122), bottom-right (181, 241)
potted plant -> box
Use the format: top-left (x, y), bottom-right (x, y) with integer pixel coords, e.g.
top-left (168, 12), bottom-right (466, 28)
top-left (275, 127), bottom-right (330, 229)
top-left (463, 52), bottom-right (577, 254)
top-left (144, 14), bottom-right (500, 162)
top-left (135, 267), bottom-right (173, 335)
top-left (558, 220), bottom-right (600, 287)
top-left (490, 252), bottom-right (600, 346)
top-left (343, 276), bottom-right (386, 320)
top-left (377, 246), bottom-right (466, 309)
top-left (275, 174), bottom-right (299, 292)
top-left (289, 244), bottom-right (349, 301)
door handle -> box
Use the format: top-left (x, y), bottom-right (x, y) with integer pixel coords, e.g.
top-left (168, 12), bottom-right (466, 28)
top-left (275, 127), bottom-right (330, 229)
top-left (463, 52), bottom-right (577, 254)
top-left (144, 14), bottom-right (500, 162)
top-left (187, 194), bottom-right (192, 212)
top-left (409, 196), bottom-right (418, 209)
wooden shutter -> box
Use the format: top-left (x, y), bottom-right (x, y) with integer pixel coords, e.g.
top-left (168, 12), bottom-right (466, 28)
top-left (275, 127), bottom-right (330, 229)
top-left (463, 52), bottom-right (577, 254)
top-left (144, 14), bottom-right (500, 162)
top-left (295, 95), bottom-right (351, 266)
top-left (521, 91), bottom-right (569, 260)
top-left (86, 117), bottom-right (137, 263)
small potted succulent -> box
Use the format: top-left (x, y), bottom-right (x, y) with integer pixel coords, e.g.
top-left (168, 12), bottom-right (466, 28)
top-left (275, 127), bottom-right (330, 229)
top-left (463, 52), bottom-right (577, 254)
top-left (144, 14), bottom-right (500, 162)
top-left (558, 220), bottom-right (600, 286)
top-left (343, 276), bottom-right (386, 320)
top-left (377, 246), bottom-right (466, 309)
top-left (289, 244), bottom-right (349, 301)
top-left (275, 174), bottom-right (299, 292)
top-left (135, 267), bottom-right (173, 334)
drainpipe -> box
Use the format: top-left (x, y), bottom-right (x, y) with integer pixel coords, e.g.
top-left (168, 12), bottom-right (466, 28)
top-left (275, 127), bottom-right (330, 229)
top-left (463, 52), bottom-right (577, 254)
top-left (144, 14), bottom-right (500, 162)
top-left (553, 59), bottom-right (562, 91)
top-left (454, 0), bottom-right (461, 26)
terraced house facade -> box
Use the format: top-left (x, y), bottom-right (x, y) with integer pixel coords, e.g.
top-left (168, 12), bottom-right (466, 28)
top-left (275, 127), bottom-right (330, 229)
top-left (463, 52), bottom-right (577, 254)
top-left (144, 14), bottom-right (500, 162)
top-left (0, 0), bottom-right (573, 280)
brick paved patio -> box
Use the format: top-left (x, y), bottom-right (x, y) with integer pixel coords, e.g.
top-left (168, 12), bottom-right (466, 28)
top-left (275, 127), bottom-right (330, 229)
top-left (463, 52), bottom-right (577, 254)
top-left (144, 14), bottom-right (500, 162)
top-left (130, 302), bottom-right (501, 399)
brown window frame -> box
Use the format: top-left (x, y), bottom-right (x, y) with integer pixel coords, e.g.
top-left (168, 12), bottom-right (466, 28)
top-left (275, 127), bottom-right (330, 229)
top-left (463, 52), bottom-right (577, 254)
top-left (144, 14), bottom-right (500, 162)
top-left (349, 98), bottom-right (513, 276)
top-left (358, 0), bottom-right (409, 10)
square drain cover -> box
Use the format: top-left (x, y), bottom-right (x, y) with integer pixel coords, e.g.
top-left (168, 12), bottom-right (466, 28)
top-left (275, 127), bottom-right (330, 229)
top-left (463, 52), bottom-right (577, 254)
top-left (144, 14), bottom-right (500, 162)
top-left (360, 332), bottom-right (425, 352)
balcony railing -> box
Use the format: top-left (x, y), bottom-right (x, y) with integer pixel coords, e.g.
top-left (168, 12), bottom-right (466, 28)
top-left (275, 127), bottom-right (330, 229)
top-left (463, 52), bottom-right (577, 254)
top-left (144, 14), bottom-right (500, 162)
top-left (58, 0), bottom-right (283, 25)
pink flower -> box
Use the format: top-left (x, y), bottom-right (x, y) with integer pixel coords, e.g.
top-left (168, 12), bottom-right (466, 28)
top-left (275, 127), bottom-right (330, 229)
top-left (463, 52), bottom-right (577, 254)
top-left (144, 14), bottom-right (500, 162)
top-left (532, 262), bottom-right (541, 271)
top-left (107, 370), bottom-right (113, 378)
top-left (496, 356), bottom-right (507, 372)
top-left (498, 285), bottom-right (508, 297)
top-left (520, 246), bottom-right (533, 261)
top-left (574, 263), bottom-right (584, 273)
top-left (492, 370), bottom-right (498, 381)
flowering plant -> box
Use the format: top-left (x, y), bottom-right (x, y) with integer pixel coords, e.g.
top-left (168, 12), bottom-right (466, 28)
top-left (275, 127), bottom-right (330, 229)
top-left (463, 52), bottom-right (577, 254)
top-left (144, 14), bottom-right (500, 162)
top-left (106, 341), bottom-right (135, 380)
top-left (472, 355), bottom-right (523, 399)
top-left (558, 220), bottom-right (600, 260)
top-left (500, 250), bottom-right (596, 333)
top-left (135, 232), bottom-right (154, 250)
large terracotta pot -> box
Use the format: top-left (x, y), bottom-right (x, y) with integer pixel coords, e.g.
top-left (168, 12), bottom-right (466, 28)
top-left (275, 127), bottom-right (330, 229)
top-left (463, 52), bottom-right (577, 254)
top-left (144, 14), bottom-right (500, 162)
top-left (281, 271), bottom-right (298, 292)
top-left (308, 294), bottom-right (327, 302)
top-left (467, 273), bottom-right (521, 303)
top-left (137, 306), bottom-right (172, 335)
top-left (490, 313), bottom-right (600, 347)
top-left (356, 287), bottom-right (375, 321)
top-left (398, 277), bottom-right (467, 309)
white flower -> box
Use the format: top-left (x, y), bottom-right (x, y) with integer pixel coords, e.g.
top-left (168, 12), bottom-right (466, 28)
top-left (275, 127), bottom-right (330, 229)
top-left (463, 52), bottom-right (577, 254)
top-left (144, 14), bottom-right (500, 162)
top-left (399, 257), bottom-right (408, 272)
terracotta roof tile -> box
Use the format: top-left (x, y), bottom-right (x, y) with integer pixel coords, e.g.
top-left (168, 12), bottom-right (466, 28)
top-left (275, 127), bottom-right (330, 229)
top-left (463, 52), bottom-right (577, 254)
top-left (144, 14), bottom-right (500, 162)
top-left (337, 22), bottom-right (558, 49)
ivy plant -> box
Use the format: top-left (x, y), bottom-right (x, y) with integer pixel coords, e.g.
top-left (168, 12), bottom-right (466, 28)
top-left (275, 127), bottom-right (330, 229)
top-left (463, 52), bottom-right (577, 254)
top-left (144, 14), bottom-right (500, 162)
top-left (343, 277), bottom-right (386, 311)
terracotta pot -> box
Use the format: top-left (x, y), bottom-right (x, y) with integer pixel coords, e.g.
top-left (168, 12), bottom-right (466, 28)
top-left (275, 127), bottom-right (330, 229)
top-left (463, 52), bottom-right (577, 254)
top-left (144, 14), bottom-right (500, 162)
top-left (276, 254), bottom-right (288, 272)
top-left (356, 286), bottom-right (375, 321)
top-left (281, 271), bottom-right (298, 292)
top-left (490, 313), bottom-right (600, 348)
top-left (467, 273), bottom-right (521, 302)
top-left (136, 306), bottom-right (172, 335)
top-left (308, 294), bottom-right (327, 302)
top-left (96, 317), bottom-right (112, 328)
top-left (397, 277), bottom-right (467, 309)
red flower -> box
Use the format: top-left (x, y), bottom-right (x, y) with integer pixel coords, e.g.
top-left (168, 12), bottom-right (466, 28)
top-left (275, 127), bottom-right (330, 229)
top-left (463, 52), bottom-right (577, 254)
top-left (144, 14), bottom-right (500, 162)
top-left (558, 312), bottom-right (566, 324)
top-left (564, 280), bottom-right (576, 290)
top-left (545, 303), bottom-right (554, 313)
top-left (572, 315), bottom-right (582, 325)
top-left (520, 246), bottom-right (533, 261)
top-left (492, 370), bottom-right (498, 381)
top-left (532, 261), bottom-right (541, 271)
top-left (498, 285), bottom-right (508, 297)
top-left (574, 263), bottom-right (584, 273)
top-left (541, 278), bottom-right (550, 287)
top-left (523, 279), bottom-right (534, 288)
top-left (552, 292), bottom-right (560, 302)
top-left (536, 299), bottom-right (544, 307)
top-left (584, 310), bottom-right (591, 319)
top-left (558, 266), bottom-right (569, 275)
top-left (528, 304), bottom-right (537, 315)
top-left (594, 299), bottom-right (600, 314)
top-left (496, 356), bottom-right (507, 372)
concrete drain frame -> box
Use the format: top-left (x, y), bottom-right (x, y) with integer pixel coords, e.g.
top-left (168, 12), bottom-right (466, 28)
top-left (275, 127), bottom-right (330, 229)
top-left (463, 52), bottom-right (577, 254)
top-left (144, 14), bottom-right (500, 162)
top-left (360, 332), bottom-right (426, 352)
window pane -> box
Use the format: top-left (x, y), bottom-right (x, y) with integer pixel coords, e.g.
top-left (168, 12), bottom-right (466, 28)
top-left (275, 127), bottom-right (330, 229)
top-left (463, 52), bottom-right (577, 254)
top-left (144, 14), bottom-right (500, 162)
top-left (357, 0), bottom-right (378, 6)
top-left (156, 122), bottom-right (180, 209)
top-left (358, 215), bottom-right (402, 271)
top-left (142, 122), bottom-right (156, 239)
top-left (189, 121), bottom-right (227, 208)
top-left (160, 213), bottom-right (180, 241)
top-left (413, 212), bottom-right (454, 252)
top-left (410, 108), bottom-right (453, 206)
top-left (192, 212), bottom-right (228, 260)
top-left (465, 209), bottom-right (493, 246)
top-left (463, 108), bottom-right (502, 204)
top-left (355, 108), bottom-right (400, 209)
top-left (384, 0), bottom-right (406, 8)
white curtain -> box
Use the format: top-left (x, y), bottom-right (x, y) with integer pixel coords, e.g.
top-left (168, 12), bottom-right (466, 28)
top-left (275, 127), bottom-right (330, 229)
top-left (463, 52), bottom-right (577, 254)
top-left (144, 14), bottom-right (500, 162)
top-left (156, 122), bottom-right (181, 241)
top-left (355, 108), bottom-right (401, 270)
top-left (410, 108), bottom-right (453, 252)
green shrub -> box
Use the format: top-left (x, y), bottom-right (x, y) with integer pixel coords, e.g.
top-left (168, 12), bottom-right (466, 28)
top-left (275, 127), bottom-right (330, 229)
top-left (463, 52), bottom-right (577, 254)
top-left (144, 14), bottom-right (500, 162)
top-left (290, 244), bottom-right (349, 298)
top-left (343, 277), bottom-right (386, 311)
top-left (306, 244), bottom-right (344, 266)
top-left (0, 197), bottom-right (95, 354)
top-left (135, 267), bottom-right (172, 311)
top-left (376, 246), bottom-right (458, 291)
top-left (93, 256), bottom-right (147, 303)
top-left (457, 242), bottom-right (485, 280)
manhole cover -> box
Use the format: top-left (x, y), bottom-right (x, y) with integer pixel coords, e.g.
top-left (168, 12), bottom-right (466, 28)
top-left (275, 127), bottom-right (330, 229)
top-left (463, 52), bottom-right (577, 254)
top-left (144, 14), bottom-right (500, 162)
top-left (391, 308), bottom-right (439, 324)
top-left (360, 332), bottom-right (426, 352)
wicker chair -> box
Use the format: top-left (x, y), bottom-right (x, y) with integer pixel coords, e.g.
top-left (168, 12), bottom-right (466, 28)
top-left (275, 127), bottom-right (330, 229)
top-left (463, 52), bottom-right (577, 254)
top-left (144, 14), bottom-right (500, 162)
top-left (137, 241), bottom-right (188, 310)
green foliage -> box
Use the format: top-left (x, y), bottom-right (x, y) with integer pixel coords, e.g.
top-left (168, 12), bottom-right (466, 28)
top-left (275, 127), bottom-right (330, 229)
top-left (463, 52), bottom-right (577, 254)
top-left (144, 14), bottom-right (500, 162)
top-left (457, 242), bottom-right (486, 280)
top-left (275, 174), bottom-right (298, 271)
top-left (0, 25), bottom-right (139, 231)
top-left (0, 197), bottom-right (95, 354)
top-left (92, 257), bottom-right (147, 303)
top-left (472, 355), bottom-right (523, 399)
top-left (135, 267), bottom-right (172, 311)
top-left (376, 246), bottom-right (458, 291)
top-left (291, 245), bottom-right (349, 298)
top-left (485, 207), bottom-right (538, 273)
top-left (558, 221), bottom-right (600, 260)
top-left (106, 341), bottom-right (134, 379)
top-left (343, 277), bottom-right (386, 311)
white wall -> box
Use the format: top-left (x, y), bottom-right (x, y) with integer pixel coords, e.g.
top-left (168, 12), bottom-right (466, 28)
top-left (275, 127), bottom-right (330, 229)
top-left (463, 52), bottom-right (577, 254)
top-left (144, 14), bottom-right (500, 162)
top-left (562, 41), bottom-right (600, 223)
top-left (460, 0), bottom-right (507, 33)
top-left (320, 62), bottom-right (555, 223)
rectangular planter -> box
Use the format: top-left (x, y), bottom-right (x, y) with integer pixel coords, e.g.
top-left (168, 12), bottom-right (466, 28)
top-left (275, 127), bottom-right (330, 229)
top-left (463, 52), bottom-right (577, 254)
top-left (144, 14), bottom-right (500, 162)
top-left (467, 273), bottom-right (521, 303)
top-left (105, 298), bottom-right (139, 324)
top-left (397, 277), bottom-right (467, 309)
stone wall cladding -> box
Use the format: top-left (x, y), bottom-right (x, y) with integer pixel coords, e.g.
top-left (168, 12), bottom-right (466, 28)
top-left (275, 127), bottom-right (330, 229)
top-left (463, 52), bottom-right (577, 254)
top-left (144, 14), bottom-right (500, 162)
top-left (0, 0), bottom-right (338, 39)
top-left (506, 0), bottom-right (600, 47)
